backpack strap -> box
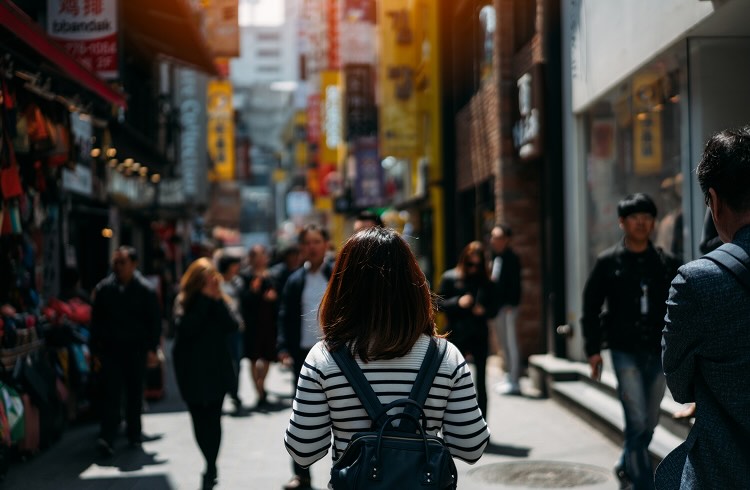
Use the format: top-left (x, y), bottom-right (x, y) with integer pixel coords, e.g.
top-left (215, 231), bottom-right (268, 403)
top-left (404, 338), bottom-right (445, 420)
top-left (703, 243), bottom-right (750, 290)
top-left (331, 337), bottom-right (444, 428)
top-left (331, 347), bottom-right (383, 423)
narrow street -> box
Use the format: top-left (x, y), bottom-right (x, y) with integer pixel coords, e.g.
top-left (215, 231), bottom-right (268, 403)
top-left (3, 348), bottom-right (621, 490)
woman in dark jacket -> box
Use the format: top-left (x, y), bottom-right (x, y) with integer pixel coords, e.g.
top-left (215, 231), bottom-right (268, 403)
top-left (173, 257), bottom-right (238, 490)
top-left (437, 241), bottom-right (496, 417)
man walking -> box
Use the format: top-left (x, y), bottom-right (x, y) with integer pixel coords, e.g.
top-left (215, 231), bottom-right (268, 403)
top-left (489, 224), bottom-right (523, 395)
top-left (90, 246), bottom-right (162, 456)
top-left (581, 194), bottom-right (680, 489)
top-left (656, 127), bottom-right (750, 488)
top-left (277, 225), bottom-right (333, 490)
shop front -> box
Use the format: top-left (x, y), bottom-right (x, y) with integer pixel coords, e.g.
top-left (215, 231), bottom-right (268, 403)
top-left (562, 0), bottom-right (750, 359)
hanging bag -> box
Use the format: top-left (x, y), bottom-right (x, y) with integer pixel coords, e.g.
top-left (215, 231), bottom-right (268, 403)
top-left (329, 337), bottom-right (457, 489)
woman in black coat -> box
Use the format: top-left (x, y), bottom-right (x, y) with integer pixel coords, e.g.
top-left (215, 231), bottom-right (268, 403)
top-left (437, 241), bottom-right (496, 417)
top-left (173, 257), bottom-right (238, 490)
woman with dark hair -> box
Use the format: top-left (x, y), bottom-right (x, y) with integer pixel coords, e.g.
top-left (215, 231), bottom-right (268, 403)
top-left (284, 228), bottom-right (489, 486)
top-left (173, 258), bottom-right (238, 490)
top-left (437, 241), bottom-right (496, 417)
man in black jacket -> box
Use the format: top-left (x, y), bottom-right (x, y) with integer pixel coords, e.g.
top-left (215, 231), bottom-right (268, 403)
top-left (277, 225), bottom-right (333, 490)
top-left (91, 246), bottom-right (161, 456)
top-left (581, 194), bottom-right (680, 490)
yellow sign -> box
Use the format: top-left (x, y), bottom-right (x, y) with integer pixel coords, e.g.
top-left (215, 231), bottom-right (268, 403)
top-left (207, 80), bottom-right (235, 181)
top-left (632, 73), bottom-right (663, 175)
top-left (378, 0), bottom-right (420, 158)
top-left (321, 71), bottom-right (342, 166)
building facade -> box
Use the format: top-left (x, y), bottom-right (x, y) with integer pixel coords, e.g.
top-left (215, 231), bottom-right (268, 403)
top-left (562, 0), bottom-right (750, 359)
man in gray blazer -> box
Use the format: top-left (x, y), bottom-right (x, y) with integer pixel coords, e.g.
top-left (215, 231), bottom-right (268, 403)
top-left (657, 127), bottom-right (750, 488)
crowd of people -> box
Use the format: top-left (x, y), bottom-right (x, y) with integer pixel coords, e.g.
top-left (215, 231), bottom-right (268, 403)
top-left (86, 128), bottom-right (750, 490)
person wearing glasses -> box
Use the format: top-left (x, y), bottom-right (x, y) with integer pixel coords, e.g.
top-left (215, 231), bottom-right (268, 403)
top-left (437, 241), bottom-right (497, 417)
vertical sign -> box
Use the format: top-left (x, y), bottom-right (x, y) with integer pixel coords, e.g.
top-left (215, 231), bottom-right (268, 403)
top-left (203, 0), bottom-right (240, 58)
top-left (353, 136), bottom-right (384, 207)
top-left (207, 80), bottom-right (236, 181)
top-left (175, 67), bottom-right (209, 204)
top-left (378, 0), bottom-right (420, 157)
top-left (327, 0), bottom-right (341, 70)
top-left (344, 64), bottom-right (376, 138)
top-left (321, 70), bottom-right (341, 165)
top-left (47, 0), bottom-right (118, 79)
top-left (632, 73), bottom-right (663, 175)
top-left (341, 0), bottom-right (376, 65)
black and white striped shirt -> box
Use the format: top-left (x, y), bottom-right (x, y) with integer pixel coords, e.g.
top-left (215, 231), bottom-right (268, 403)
top-left (284, 335), bottom-right (490, 468)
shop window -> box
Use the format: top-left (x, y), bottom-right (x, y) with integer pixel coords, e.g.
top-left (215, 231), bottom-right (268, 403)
top-left (583, 48), bottom-right (686, 266)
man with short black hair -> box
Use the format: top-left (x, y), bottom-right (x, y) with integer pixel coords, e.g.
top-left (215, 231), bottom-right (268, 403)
top-left (657, 127), bottom-right (750, 488)
top-left (91, 246), bottom-right (162, 456)
top-left (581, 194), bottom-right (680, 489)
top-left (353, 210), bottom-right (384, 233)
top-left (277, 225), bottom-right (333, 490)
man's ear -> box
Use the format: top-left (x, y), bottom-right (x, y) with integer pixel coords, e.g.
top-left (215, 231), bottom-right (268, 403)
top-left (618, 217), bottom-right (625, 230)
top-left (708, 188), bottom-right (721, 218)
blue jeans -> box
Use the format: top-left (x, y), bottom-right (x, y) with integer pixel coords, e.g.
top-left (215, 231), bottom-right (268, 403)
top-left (610, 349), bottom-right (665, 490)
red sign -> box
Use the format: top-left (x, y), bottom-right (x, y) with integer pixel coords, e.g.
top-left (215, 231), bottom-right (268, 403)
top-left (47, 0), bottom-right (118, 79)
top-left (307, 94), bottom-right (322, 145)
top-left (327, 0), bottom-right (340, 70)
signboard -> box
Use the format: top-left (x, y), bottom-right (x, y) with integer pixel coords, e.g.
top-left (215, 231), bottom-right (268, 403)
top-left (378, 0), bottom-right (420, 158)
top-left (47, 0), bottom-right (118, 79)
top-left (344, 64), bottom-right (376, 138)
top-left (62, 164), bottom-right (93, 196)
top-left (286, 190), bottom-right (313, 217)
top-left (307, 94), bottom-right (322, 145)
top-left (321, 70), bottom-right (341, 165)
top-left (341, 0), bottom-right (376, 64)
top-left (207, 79), bottom-right (236, 181)
top-left (327, 0), bottom-right (340, 70)
top-left (174, 67), bottom-right (209, 204)
top-left (633, 72), bottom-right (663, 175)
top-left (203, 0), bottom-right (240, 58)
top-left (353, 137), bottom-right (384, 207)
top-left (512, 66), bottom-right (544, 160)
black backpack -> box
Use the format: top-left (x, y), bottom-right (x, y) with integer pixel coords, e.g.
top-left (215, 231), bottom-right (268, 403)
top-left (330, 337), bottom-right (457, 489)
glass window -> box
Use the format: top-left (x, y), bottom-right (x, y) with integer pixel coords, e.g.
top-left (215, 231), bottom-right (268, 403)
top-left (583, 46), bottom-right (687, 266)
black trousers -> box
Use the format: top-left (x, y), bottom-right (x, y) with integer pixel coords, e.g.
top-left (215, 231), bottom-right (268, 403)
top-left (99, 348), bottom-right (147, 444)
top-left (188, 398), bottom-right (224, 475)
top-left (452, 334), bottom-right (489, 417)
top-left (291, 347), bottom-right (312, 481)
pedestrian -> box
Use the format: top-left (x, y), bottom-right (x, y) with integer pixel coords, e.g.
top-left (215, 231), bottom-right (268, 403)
top-left (217, 251), bottom-right (245, 413)
top-left (581, 193), bottom-right (681, 490)
top-left (90, 246), bottom-right (162, 456)
top-left (437, 241), bottom-right (496, 417)
top-left (277, 224), bottom-right (333, 490)
top-left (488, 224), bottom-right (523, 396)
top-left (172, 258), bottom-right (239, 490)
top-left (284, 227), bottom-right (490, 484)
top-left (268, 244), bottom-right (302, 293)
top-left (240, 244), bottom-right (279, 407)
top-left (352, 209), bottom-right (384, 233)
top-left (656, 127), bottom-right (750, 489)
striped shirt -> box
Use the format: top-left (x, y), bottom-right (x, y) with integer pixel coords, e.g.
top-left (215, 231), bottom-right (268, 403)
top-left (284, 335), bottom-right (490, 468)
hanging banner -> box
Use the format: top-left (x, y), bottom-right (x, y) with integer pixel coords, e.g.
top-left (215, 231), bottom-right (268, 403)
top-left (378, 0), bottom-right (420, 158)
top-left (47, 0), bottom-right (118, 79)
top-left (321, 70), bottom-right (342, 166)
top-left (632, 73), bottom-right (663, 175)
top-left (207, 79), bottom-right (236, 182)
top-left (327, 0), bottom-right (341, 70)
top-left (174, 67), bottom-right (209, 204)
top-left (344, 64), bottom-right (376, 139)
top-left (353, 136), bottom-right (384, 207)
top-left (203, 0), bottom-right (240, 58)
top-left (341, 0), bottom-right (376, 65)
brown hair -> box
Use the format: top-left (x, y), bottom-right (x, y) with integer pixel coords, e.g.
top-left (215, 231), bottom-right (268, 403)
top-left (320, 227), bottom-right (437, 361)
top-left (457, 241), bottom-right (488, 280)
top-left (177, 257), bottom-right (221, 309)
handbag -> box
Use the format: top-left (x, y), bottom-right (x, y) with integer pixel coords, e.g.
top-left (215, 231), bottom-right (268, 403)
top-left (330, 337), bottom-right (457, 489)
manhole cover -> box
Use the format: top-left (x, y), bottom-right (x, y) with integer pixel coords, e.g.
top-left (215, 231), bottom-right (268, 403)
top-left (468, 461), bottom-right (610, 487)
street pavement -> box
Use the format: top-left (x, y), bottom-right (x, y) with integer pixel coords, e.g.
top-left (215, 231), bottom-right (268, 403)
top-left (3, 345), bottom-right (622, 489)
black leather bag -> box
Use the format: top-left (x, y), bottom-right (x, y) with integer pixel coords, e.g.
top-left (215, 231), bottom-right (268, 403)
top-left (330, 338), bottom-right (457, 489)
